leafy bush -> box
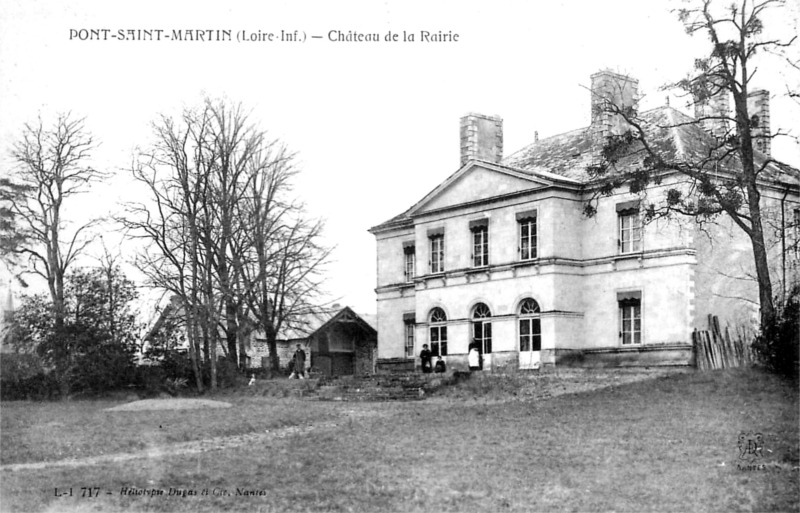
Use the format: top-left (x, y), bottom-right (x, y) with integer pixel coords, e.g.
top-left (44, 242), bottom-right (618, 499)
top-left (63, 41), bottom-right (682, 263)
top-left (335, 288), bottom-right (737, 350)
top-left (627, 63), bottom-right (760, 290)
top-left (209, 358), bottom-right (241, 389)
top-left (12, 265), bottom-right (141, 394)
top-left (0, 372), bottom-right (61, 400)
top-left (160, 350), bottom-right (196, 383)
top-left (0, 353), bottom-right (44, 382)
top-left (754, 286), bottom-right (800, 379)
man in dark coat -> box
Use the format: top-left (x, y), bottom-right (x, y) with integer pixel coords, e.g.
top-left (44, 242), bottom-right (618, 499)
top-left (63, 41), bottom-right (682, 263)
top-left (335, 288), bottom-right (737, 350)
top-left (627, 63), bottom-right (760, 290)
top-left (420, 344), bottom-right (433, 373)
top-left (291, 344), bottom-right (306, 379)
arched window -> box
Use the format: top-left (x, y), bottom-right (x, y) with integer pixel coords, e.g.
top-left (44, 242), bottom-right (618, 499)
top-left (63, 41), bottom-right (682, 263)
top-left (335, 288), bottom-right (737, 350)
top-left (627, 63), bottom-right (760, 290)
top-left (429, 307), bottom-right (448, 356)
top-left (518, 298), bottom-right (541, 352)
top-left (471, 303), bottom-right (492, 354)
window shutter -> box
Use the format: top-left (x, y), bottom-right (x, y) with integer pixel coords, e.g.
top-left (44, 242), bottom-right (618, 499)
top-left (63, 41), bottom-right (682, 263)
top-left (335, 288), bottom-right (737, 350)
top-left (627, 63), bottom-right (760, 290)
top-left (426, 227), bottom-right (444, 238)
top-left (616, 200), bottom-right (640, 214)
top-left (468, 218), bottom-right (488, 231)
top-left (617, 290), bottom-right (642, 307)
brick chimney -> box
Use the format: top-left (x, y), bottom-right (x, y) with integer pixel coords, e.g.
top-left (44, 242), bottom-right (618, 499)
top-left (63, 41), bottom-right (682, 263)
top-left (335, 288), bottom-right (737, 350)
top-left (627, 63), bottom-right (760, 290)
top-left (590, 70), bottom-right (639, 138)
top-left (747, 89), bottom-right (771, 158)
top-left (692, 77), bottom-right (730, 139)
top-left (460, 113), bottom-right (503, 167)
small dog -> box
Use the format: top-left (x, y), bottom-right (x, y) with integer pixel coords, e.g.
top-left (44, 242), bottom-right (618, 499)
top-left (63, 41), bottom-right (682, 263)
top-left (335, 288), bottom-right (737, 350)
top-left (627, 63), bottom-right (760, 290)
top-left (248, 374), bottom-right (256, 386)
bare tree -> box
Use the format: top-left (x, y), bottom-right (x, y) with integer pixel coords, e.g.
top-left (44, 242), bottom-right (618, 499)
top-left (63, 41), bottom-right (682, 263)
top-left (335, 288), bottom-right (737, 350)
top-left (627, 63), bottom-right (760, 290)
top-left (123, 97), bottom-right (330, 383)
top-left (0, 114), bottom-right (105, 329)
top-left (586, 0), bottom-right (799, 328)
top-left (237, 144), bottom-right (331, 371)
top-left (120, 109), bottom-right (216, 391)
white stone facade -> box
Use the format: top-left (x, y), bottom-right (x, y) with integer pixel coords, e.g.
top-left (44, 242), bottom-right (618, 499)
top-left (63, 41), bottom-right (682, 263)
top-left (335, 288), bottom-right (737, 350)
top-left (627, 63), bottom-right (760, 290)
top-left (370, 71), bottom-right (799, 371)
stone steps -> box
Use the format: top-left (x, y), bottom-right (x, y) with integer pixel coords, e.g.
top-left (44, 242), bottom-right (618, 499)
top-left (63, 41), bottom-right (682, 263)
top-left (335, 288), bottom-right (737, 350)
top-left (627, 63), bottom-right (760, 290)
top-left (306, 373), bottom-right (427, 402)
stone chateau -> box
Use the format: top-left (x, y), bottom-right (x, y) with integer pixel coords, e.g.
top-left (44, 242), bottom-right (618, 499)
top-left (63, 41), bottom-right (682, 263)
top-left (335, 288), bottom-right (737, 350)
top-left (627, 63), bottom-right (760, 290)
top-left (369, 70), bottom-right (800, 372)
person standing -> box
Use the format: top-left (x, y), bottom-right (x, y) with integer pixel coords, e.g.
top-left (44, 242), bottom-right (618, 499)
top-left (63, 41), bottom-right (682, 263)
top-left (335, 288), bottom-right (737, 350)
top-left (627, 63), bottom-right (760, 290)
top-left (468, 339), bottom-right (482, 371)
top-left (290, 344), bottom-right (306, 379)
top-left (420, 344), bottom-right (433, 373)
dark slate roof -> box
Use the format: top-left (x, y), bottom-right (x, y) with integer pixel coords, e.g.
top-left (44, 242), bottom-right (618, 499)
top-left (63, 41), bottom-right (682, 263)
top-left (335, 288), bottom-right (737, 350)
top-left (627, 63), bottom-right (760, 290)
top-left (279, 306), bottom-right (376, 340)
top-left (371, 106), bottom-right (799, 232)
top-left (505, 107), bottom-right (693, 181)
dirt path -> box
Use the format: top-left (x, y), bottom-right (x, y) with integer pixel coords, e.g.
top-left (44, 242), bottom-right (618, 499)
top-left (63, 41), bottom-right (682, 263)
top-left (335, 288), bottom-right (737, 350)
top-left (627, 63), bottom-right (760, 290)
top-left (1, 369), bottom-right (685, 473)
top-left (0, 409), bottom-right (383, 473)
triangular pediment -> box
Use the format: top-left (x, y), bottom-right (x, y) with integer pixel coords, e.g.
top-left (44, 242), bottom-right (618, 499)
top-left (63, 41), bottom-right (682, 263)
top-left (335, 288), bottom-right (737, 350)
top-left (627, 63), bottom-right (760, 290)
top-left (409, 161), bottom-right (553, 216)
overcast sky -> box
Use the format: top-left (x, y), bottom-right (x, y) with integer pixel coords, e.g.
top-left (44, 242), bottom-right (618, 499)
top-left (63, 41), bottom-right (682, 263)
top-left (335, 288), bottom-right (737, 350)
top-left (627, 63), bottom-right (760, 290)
top-left (1, 0), bottom-right (799, 314)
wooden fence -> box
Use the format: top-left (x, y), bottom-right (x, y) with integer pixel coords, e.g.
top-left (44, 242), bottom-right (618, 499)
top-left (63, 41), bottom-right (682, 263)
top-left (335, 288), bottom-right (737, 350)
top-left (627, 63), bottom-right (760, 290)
top-left (692, 315), bottom-right (756, 370)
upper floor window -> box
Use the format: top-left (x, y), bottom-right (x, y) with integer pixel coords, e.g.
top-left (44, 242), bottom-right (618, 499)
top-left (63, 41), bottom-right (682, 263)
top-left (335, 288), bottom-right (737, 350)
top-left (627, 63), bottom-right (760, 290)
top-left (516, 210), bottom-right (538, 261)
top-left (470, 219), bottom-right (489, 268)
top-left (428, 230), bottom-right (445, 274)
top-left (472, 303), bottom-right (492, 354)
top-left (403, 244), bottom-right (415, 282)
top-left (429, 307), bottom-right (448, 356)
top-left (618, 291), bottom-right (642, 345)
top-left (617, 201), bottom-right (641, 254)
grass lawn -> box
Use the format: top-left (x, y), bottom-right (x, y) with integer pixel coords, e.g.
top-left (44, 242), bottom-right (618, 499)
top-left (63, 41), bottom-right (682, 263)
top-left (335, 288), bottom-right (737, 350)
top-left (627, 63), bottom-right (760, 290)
top-left (1, 368), bottom-right (797, 512)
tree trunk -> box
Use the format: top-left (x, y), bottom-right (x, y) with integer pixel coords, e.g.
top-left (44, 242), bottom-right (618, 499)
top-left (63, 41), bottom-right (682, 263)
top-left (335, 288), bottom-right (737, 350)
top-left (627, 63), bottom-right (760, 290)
top-left (225, 300), bottom-right (238, 366)
top-left (184, 303), bottom-right (204, 393)
top-left (267, 326), bottom-right (280, 372)
top-left (749, 208), bottom-right (776, 328)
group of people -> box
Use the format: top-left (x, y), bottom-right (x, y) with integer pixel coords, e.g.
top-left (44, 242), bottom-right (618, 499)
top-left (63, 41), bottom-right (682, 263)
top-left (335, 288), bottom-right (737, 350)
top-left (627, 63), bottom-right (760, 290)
top-left (418, 344), bottom-right (447, 373)
top-left (420, 340), bottom-right (483, 373)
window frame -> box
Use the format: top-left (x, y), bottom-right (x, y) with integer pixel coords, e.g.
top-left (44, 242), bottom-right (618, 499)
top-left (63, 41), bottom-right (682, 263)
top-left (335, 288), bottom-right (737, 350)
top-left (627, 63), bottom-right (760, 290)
top-left (472, 226), bottom-right (489, 268)
top-left (619, 298), bottom-right (642, 345)
top-left (429, 234), bottom-right (445, 274)
top-left (518, 217), bottom-right (538, 262)
top-left (403, 247), bottom-right (415, 283)
top-left (618, 209), bottom-right (642, 254)
top-left (793, 208), bottom-right (800, 260)
top-left (429, 307), bottom-right (448, 356)
top-left (404, 321), bottom-right (415, 358)
top-left (471, 303), bottom-right (493, 354)
top-left (518, 298), bottom-right (542, 352)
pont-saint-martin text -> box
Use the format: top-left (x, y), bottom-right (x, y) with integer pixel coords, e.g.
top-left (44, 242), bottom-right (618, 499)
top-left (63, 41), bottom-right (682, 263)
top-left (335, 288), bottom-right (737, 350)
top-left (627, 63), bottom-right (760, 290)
top-left (68, 29), bottom-right (460, 44)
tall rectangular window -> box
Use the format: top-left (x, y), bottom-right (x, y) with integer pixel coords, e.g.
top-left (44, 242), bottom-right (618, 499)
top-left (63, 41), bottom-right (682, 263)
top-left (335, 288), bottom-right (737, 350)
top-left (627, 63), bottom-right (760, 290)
top-left (618, 293), bottom-right (642, 345)
top-left (403, 245), bottom-right (415, 282)
top-left (404, 322), bottom-right (415, 358)
top-left (429, 234), bottom-right (444, 274)
top-left (430, 325), bottom-right (448, 356)
top-left (519, 318), bottom-right (541, 352)
top-left (472, 226), bottom-right (488, 267)
top-left (519, 217), bottom-right (537, 261)
top-left (618, 210), bottom-right (642, 254)
top-left (794, 209), bottom-right (800, 260)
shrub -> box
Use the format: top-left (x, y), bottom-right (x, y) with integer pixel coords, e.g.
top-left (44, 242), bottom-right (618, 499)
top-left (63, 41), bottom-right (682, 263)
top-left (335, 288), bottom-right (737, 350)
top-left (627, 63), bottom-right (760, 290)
top-left (0, 372), bottom-right (61, 400)
top-left (160, 350), bottom-right (196, 383)
top-left (210, 358), bottom-right (241, 389)
top-left (754, 286), bottom-right (800, 379)
top-left (0, 353), bottom-right (44, 382)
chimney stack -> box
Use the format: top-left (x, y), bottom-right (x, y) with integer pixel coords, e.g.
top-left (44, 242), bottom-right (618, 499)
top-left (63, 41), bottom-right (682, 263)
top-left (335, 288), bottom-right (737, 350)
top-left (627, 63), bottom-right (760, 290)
top-left (460, 113), bottom-right (503, 167)
top-left (692, 77), bottom-right (730, 139)
top-left (590, 70), bottom-right (639, 137)
top-left (747, 89), bottom-right (771, 158)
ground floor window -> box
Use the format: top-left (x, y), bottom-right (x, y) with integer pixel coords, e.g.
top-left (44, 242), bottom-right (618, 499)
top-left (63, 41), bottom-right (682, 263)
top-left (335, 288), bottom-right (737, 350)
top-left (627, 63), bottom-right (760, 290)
top-left (472, 303), bottom-right (492, 354)
top-left (619, 298), bottom-right (641, 345)
top-left (430, 325), bottom-right (448, 356)
top-left (429, 307), bottom-right (448, 356)
top-left (518, 298), bottom-right (542, 352)
top-left (404, 321), bottom-right (415, 358)
top-left (519, 318), bottom-right (541, 351)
